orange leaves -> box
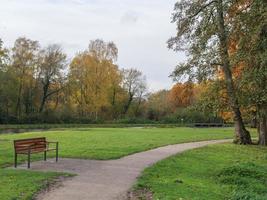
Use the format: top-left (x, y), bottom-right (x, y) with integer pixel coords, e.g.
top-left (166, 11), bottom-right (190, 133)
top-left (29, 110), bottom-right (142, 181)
top-left (168, 82), bottom-right (195, 110)
top-left (228, 0), bottom-right (252, 18)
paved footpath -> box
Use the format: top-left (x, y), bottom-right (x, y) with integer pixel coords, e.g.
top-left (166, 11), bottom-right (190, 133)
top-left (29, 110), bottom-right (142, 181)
top-left (19, 139), bottom-right (230, 200)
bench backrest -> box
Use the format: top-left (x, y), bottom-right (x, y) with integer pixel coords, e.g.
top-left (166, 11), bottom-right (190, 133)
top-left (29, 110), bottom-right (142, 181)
top-left (14, 137), bottom-right (46, 153)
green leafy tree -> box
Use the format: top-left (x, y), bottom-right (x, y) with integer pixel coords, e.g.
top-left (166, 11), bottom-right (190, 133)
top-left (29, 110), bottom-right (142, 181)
top-left (168, 0), bottom-right (252, 144)
top-left (232, 0), bottom-right (267, 145)
top-left (38, 44), bottom-right (67, 113)
top-left (11, 37), bottom-right (40, 118)
top-left (122, 68), bottom-right (147, 115)
top-left (0, 39), bottom-right (14, 121)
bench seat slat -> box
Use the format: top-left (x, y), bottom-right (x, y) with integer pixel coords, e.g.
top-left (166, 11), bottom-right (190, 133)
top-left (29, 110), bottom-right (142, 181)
top-left (16, 144), bottom-right (45, 148)
top-left (16, 147), bottom-right (56, 154)
top-left (16, 149), bottom-right (47, 154)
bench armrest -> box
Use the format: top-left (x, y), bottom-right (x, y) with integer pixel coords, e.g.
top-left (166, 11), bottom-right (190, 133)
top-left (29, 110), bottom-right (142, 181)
top-left (46, 141), bottom-right (58, 144)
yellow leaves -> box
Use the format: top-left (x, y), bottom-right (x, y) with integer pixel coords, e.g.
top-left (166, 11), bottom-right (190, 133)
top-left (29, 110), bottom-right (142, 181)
top-left (69, 41), bottom-right (122, 116)
top-left (168, 82), bottom-right (195, 110)
top-left (148, 90), bottom-right (170, 111)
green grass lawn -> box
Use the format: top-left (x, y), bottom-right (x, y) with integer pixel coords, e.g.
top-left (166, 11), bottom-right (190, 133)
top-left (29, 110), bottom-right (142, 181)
top-left (0, 127), bottom-right (237, 167)
top-left (0, 169), bottom-right (71, 200)
top-left (0, 127), bottom-right (255, 200)
top-left (134, 144), bottom-right (267, 200)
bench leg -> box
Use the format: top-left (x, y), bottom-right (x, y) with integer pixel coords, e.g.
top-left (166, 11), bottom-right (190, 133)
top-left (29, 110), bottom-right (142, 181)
top-left (44, 151), bottom-right (47, 161)
top-left (56, 142), bottom-right (59, 162)
top-left (14, 153), bottom-right (17, 168)
top-left (28, 149), bottom-right (31, 169)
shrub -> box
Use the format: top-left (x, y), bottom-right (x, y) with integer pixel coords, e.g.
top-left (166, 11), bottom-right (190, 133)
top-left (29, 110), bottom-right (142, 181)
top-left (161, 108), bottom-right (224, 124)
top-left (116, 118), bottom-right (157, 124)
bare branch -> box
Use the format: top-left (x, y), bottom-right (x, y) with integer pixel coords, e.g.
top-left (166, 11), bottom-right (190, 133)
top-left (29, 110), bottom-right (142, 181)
top-left (189, 0), bottom-right (217, 19)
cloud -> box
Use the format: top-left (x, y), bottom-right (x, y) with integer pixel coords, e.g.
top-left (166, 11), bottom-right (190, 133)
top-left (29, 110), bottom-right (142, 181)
top-left (120, 11), bottom-right (139, 25)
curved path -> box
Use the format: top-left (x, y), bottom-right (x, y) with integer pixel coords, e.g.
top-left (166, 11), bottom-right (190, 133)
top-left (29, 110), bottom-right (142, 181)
top-left (21, 139), bottom-right (230, 200)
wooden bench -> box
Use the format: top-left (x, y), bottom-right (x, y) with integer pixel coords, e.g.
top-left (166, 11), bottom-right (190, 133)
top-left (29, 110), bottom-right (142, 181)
top-left (14, 137), bottom-right (58, 168)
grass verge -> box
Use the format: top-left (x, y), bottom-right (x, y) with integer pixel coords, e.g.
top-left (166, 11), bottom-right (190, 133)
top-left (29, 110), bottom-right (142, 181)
top-left (0, 127), bottom-right (256, 200)
top-left (0, 169), bottom-right (72, 200)
top-left (133, 144), bottom-right (267, 200)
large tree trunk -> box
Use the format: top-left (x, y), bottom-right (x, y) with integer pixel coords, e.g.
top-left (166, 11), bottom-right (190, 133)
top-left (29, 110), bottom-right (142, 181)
top-left (39, 95), bottom-right (47, 113)
top-left (216, 0), bottom-right (252, 144)
top-left (123, 94), bottom-right (133, 115)
top-left (24, 89), bottom-right (31, 115)
top-left (111, 88), bottom-right (116, 106)
top-left (258, 106), bottom-right (267, 146)
top-left (134, 95), bottom-right (143, 117)
top-left (111, 88), bottom-right (117, 119)
top-left (250, 111), bottom-right (257, 128)
top-left (39, 83), bottom-right (49, 113)
top-left (15, 81), bottom-right (22, 118)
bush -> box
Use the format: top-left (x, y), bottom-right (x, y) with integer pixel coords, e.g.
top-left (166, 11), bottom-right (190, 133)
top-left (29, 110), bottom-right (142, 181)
top-left (0, 115), bottom-right (18, 124)
top-left (116, 118), bottom-right (157, 124)
top-left (161, 108), bottom-right (224, 124)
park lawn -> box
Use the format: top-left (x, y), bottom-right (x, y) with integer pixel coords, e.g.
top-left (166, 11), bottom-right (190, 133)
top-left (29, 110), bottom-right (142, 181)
top-left (0, 127), bottom-right (255, 200)
top-left (0, 127), bottom-right (239, 167)
top-left (134, 144), bottom-right (267, 200)
top-left (0, 169), bottom-right (72, 200)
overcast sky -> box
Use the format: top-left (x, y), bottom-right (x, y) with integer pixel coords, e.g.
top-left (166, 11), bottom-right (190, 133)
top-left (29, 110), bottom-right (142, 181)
top-left (0, 0), bottom-right (185, 91)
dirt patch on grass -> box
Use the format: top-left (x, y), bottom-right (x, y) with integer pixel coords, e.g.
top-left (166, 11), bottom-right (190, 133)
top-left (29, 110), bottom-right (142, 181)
top-left (34, 175), bottom-right (74, 200)
top-left (126, 188), bottom-right (153, 200)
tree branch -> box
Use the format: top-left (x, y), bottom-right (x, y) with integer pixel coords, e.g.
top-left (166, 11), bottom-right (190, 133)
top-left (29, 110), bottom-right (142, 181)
top-left (45, 86), bottom-right (64, 98)
top-left (190, 0), bottom-right (217, 19)
top-left (211, 62), bottom-right (223, 66)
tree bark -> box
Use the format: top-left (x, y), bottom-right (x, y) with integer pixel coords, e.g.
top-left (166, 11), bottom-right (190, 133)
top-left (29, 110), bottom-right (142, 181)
top-left (216, 0), bottom-right (252, 144)
top-left (123, 94), bottom-right (133, 115)
top-left (39, 82), bottom-right (49, 113)
top-left (15, 80), bottom-right (22, 118)
top-left (111, 88), bottom-right (116, 106)
top-left (258, 106), bottom-right (267, 146)
top-left (134, 94), bottom-right (143, 117)
top-left (250, 111), bottom-right (257, 128)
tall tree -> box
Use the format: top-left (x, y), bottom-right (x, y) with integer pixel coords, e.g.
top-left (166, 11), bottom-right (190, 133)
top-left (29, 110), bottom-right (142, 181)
top-left (38, 44), bottom-right (67, 113)
top-left (122, 68), bottom-right (147, 115)
top-left (11, 37), bottom-right (40, 118)
top-left (232, 0), bottom-right (267, 145)
top-left (0, 39), bottom-right (12, 121)
top-left (168, 0), bottom-right (252, 144)
top-left (69, 39), bottom-right (121, 120)
top-left (0, 39), bottom-right (9, 69)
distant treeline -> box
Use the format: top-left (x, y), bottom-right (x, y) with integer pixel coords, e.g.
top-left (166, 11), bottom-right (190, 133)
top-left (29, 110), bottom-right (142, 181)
top-left (0, 37), bottom-right (226, 124)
